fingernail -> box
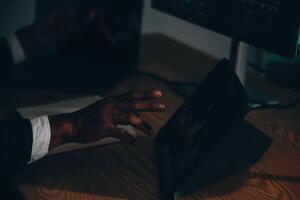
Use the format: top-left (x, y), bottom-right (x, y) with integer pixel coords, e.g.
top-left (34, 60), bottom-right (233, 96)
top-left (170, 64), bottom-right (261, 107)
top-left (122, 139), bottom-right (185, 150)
top-left (153, 90), bottom-right (162, 97)
top-left (158, 103), bottom-right (166, 110)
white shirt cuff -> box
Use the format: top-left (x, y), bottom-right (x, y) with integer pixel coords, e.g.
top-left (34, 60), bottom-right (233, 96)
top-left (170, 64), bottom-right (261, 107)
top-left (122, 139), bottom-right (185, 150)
top-left (28, 116), bottom-right (51, 164)
top-left (6, 34), bottom-right (26, 65)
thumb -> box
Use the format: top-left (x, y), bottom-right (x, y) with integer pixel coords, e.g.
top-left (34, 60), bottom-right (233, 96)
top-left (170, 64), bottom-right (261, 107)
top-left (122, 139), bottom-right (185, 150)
top-left (108, 127), bottom-right (137, 145)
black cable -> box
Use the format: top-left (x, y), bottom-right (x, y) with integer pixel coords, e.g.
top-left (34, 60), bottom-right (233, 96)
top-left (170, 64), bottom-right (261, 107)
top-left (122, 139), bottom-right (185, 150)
top-left (249, 96), bottom-right (300, 111)
top-left (247, 62), bottom-right (300, 110)
top-left (136, 70), bottom-right (199, 87)
top-left (136, 70), bottom-right (199, 98)
top-left (137, 70), bottom-right (300, 111)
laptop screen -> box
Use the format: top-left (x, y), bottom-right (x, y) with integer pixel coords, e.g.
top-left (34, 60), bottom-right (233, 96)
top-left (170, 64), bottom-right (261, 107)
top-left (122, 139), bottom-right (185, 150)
top-left (156, 59), bottom-right (249, 195)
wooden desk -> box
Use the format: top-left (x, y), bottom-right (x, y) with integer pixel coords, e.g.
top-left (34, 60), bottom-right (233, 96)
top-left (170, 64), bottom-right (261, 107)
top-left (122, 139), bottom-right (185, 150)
top-left (14, 34), bottom-right (300, 199)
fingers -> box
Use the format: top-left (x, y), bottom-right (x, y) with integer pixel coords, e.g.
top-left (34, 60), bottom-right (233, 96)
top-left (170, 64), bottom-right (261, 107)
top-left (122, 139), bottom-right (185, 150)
top-left (112, 90), bottom-right (166, 112)
top-left (109, 127), bottom-right (136, 144)
top-left (115, 90), bottom-right (163, 101)
top-left (112, 113), bottom-right (154, 136)
top-left (118, 101), bottom-right (166, 112)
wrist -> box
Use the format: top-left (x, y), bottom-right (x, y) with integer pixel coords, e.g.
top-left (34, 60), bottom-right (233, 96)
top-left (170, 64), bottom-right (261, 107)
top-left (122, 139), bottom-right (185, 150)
top-left (48, 113), bottom-right (77, 149)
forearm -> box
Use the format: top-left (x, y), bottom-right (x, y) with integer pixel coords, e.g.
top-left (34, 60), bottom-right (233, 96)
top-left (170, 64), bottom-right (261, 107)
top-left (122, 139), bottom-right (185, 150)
top-left (25, 114), bottom-right (76, 164)
top-left (0, 115), bottom-right (74, 173)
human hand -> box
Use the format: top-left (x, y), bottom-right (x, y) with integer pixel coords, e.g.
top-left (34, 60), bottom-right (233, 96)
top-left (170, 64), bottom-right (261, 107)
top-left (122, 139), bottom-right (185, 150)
top-left (49, 90), bottom-right (166, 149)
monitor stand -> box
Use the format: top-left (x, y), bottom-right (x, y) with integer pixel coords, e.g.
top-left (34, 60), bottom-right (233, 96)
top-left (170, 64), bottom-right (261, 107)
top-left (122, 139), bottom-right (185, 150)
top-left (230, 39), bottom-right (279, 108)
top-left (230, 39), bottom-right (248, 84)
top-left (170, 39), bottom-right (279, 106)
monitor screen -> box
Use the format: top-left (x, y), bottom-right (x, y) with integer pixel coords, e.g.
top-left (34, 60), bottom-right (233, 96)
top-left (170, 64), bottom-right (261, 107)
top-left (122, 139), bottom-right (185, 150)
top-left (2, 0), bottom-right (144, 94)
top-left (153, 0), bottom-right (299, 58)
top-left (36, 0), bottom-right (143, 69)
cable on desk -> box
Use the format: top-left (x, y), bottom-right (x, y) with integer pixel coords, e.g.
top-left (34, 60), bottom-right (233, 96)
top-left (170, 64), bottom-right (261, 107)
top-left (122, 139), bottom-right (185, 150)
top-left (248, 96), bottom-right (300, 111)
top-left (136, 70), bottom-right (199, 98)
top-left (136, 70), bottom-right (199, 87)
top-left (137, 70), bottom-right (300, 111)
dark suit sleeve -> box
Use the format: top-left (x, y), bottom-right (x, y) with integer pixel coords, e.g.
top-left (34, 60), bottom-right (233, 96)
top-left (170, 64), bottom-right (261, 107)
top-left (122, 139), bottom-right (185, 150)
top-left (0, 38), bottom-right (33, 174)
top-left (0, 120), bottom-right (33, 174)
top-left (0, 38), bottom-right (14, 79)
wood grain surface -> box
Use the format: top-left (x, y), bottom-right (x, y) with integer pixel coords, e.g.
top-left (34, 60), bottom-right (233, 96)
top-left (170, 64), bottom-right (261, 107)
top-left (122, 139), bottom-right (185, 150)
top-left (12, 34), bottom-right (300, 199)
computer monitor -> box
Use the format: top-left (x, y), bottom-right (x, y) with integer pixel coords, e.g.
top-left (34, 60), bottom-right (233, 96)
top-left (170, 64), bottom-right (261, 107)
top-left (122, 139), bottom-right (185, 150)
top-left (36, 0), bottom-right (143, 68)
top-left (2, 0), bottom-right (144, 94)
top-left (153, 0), bottom-right (299, 58)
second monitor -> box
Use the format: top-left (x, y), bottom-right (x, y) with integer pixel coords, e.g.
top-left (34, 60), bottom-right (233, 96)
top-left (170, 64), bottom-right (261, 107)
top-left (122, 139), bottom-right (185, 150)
top-left (153, 0), bottom-right (299, 58)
